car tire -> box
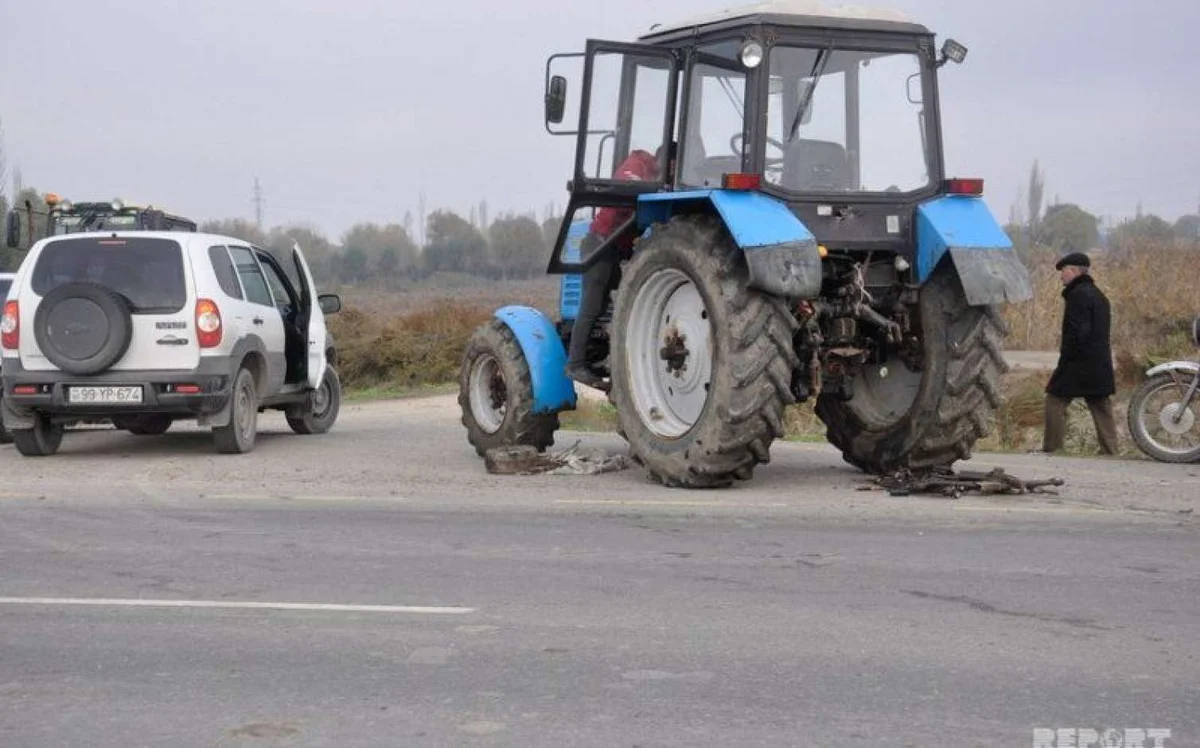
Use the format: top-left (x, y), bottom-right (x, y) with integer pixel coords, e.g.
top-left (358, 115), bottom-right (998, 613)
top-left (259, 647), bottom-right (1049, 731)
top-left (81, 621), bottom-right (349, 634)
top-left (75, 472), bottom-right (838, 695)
top-left (33, 282), bottom-right (134, 375)
top-left (212, 367), bottom-right (258, 454)
top-left (286, 367), bottom-right (341, 435)
top-left (12, 414), bottom-right (64, 457)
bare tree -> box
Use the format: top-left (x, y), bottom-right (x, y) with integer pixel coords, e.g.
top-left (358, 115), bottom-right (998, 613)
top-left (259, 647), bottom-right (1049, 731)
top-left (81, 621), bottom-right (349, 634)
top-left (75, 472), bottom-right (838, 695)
top-left (1026, 160), bottom-right (1044, 241)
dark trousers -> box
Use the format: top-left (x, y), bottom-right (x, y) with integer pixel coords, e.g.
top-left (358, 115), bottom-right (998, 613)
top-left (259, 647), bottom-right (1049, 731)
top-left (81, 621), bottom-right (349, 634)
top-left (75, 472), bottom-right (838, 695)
top-left (1043, 394), bottom-right (1119, 455)
top-left (566, 243), bottom-right (620, 368)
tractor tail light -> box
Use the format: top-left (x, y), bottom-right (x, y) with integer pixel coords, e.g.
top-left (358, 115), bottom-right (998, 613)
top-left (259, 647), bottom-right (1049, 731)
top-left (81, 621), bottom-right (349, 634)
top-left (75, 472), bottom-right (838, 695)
top-left (945, 177), bottom-right (984, 195)
top-left (1, 301), bottom-right (18, 350)
top-left (195, 299), bottom-right (222, 348)
top-left (722, 173), bottom-right (762, 191)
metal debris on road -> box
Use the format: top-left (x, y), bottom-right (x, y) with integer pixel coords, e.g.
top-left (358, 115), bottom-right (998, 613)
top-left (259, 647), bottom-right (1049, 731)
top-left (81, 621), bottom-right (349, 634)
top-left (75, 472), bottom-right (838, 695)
top-left (485, 442), bottom-right (633, 476)
top-left (866, 467), bottom-right (1065, 499)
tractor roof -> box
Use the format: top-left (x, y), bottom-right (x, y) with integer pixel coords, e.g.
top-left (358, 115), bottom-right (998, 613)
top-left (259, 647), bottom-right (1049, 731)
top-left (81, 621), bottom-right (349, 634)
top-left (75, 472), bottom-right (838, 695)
top-left (639, 1), bottom-right (930, 42)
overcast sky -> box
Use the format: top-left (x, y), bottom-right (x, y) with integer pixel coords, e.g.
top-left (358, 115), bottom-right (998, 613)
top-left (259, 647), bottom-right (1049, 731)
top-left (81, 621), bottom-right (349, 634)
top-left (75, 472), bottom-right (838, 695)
top-left (2, 0), bottom-right (1197, 240)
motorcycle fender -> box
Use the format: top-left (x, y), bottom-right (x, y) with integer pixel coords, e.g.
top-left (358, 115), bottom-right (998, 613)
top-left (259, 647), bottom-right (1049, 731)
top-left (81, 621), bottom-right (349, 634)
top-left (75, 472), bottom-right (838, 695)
top-left (494, 305), bottom-right (577, 415)
top-left (1146, 361), bottom-right (1200, 378)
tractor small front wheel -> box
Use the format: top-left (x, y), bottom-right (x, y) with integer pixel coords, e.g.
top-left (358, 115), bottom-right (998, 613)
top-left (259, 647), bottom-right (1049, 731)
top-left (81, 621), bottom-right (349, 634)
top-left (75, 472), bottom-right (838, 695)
top-left (459, 319), bottom-right (559, 457)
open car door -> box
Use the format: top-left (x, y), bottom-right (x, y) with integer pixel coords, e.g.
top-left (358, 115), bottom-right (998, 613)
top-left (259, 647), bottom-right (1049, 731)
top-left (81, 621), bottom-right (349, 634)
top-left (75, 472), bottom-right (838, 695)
top-left (291, 243), bottom-right (328, 390)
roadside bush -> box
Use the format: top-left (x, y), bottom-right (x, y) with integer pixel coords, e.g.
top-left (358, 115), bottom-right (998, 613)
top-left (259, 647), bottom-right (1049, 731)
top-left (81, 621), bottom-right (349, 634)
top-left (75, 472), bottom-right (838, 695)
top-left (330, 301), bottom-right (492, 390)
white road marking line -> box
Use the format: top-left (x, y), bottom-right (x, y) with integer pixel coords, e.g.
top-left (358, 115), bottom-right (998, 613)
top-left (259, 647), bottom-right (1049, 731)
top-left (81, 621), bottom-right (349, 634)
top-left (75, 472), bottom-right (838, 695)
top-left (0, 597), bottom-right (474, 615)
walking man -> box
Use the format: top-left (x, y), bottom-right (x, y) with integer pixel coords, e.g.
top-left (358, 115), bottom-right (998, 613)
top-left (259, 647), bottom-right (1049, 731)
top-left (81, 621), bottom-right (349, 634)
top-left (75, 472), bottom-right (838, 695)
top-left (1042, 252), bottom-right (1118, 454)
top-left (564, 142), bottom-right (676, 391)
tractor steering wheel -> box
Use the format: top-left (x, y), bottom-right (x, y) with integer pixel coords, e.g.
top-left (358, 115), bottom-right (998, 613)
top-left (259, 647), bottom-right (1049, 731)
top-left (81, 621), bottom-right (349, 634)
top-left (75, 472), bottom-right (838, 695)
top-left (729, 133), bottom-right (785, 181)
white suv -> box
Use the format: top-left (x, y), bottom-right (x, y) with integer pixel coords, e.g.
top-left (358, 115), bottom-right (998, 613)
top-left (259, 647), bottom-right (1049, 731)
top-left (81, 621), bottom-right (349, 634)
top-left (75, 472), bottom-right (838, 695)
top-left (0, 231), bottom-right (342, 456)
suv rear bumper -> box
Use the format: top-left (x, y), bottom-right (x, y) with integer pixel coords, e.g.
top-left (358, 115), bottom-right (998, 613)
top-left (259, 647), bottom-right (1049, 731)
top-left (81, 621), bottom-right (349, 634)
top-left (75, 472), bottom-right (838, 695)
top-left (1, 359), bottom-right (233, 426)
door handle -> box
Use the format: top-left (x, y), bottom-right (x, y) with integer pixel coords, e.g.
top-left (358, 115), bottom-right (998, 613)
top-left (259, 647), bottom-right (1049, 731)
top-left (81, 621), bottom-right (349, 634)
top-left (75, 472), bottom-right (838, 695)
top-left (253, 317), bottom-right (264, 326)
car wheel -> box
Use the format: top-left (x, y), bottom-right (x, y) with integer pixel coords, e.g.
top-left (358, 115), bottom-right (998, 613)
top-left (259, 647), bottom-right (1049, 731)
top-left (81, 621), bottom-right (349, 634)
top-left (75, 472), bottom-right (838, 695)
top-left (12, 413), bottom-right (64, 457)
top-left (286, 367), bottom-right (341, 435)
top-left (213, 367), bottom-right (258, 454)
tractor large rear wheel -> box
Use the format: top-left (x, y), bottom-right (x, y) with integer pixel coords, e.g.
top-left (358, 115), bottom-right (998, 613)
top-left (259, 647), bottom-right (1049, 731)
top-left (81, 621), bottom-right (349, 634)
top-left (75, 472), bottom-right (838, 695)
top-left (610, 216), bottom-right (799, 488)
top-left (459, 319), bottom-right (559, 457)
top-left (816, 263), bottom-right (1009, 473)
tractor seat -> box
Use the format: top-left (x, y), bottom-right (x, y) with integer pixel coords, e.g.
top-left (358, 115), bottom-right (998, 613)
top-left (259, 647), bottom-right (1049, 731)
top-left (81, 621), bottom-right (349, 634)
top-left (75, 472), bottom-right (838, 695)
top-left (782, 138), bottom-right (851, 192)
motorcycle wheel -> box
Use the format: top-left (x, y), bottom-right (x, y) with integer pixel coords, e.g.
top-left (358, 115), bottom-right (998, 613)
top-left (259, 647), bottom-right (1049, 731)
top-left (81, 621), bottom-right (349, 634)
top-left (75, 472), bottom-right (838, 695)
top-left (1127, 372), bottom-right (1200, 463)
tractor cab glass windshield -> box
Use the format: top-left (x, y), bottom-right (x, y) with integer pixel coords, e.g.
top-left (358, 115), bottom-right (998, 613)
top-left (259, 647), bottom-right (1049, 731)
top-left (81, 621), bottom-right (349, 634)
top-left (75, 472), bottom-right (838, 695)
top-left (53, 212), bottom-right (141, 234)
top-left (679, 61), bottom-right (747, 188)
top-left (765, 46), bottom-right (931, 195)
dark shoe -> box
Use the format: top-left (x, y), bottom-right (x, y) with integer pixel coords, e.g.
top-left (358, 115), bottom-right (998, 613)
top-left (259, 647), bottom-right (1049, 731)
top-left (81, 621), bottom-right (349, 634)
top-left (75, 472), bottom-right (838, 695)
top-left (565, 362), bottom-right (611, 393)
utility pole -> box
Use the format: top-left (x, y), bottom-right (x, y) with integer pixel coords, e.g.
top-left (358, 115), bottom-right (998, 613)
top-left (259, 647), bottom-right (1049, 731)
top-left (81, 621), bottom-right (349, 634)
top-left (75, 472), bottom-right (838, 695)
top-left (418, 191), bottom-right (427, 247)
top-left (253, 177), bottom-right (265, 230)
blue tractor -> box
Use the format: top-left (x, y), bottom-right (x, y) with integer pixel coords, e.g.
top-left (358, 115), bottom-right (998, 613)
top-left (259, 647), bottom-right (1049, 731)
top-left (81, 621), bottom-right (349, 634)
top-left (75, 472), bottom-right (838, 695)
top-left (459, 2), bottom-right (1033, 487)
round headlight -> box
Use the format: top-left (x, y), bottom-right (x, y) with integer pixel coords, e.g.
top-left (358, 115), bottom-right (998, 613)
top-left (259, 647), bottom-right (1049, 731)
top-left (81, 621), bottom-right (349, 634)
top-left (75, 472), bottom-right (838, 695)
top-left (740, 41), bottom-right (764, 69)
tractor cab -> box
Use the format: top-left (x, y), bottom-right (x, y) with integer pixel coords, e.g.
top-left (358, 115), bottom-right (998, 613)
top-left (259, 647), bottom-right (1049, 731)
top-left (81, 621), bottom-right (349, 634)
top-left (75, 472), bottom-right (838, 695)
top-left (544, 1), bottom-right (972, 278)
top-left (6, 194), bottom-right (197, 249)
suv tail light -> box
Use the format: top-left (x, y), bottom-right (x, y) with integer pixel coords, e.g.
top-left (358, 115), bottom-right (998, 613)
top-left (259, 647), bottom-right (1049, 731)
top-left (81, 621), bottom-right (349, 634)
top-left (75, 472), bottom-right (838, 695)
top-left (195, 298), bottom-right (222, 348)
top-left (1, 301), bottom-right (18, 350)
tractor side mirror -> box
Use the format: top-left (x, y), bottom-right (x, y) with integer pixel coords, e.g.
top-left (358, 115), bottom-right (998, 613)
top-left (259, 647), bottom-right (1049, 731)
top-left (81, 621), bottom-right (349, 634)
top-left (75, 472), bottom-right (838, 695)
top-left (318, 293), bottom-right (342, 315)
top-left (5, 211), bottom-right (19, 248)
top-left (545, 75), bottom-right (567, 125)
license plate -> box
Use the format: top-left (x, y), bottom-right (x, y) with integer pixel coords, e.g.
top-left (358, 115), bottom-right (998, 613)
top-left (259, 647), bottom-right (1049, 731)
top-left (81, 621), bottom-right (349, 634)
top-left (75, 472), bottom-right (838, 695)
top-left (67, 386), bottom-right (144, 404)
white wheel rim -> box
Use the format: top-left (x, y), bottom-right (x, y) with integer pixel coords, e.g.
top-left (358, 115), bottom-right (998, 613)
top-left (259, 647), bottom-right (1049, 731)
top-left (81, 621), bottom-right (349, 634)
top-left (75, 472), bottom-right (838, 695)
top-left (1135, 381), bottom-right (1199, 456)
top-left (469, 354), bottom-right (507, 434)
top-left (312, 377), bottom-right (332, 417)
top-left (1159, 402), bottom-right (1196, 436)
top-left (625, 268), bottom-right (713, 439)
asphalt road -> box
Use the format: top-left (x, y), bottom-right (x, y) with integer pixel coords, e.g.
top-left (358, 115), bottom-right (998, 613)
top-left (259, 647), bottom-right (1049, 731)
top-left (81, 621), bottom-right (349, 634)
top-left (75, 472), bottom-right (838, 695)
top-left (1, 396), bottom-right (1197, 747)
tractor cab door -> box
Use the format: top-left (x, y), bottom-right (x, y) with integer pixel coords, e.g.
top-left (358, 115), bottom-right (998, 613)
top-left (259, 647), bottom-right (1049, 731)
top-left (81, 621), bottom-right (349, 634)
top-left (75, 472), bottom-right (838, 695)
top-left (544, 40), bottom-right (680, 274)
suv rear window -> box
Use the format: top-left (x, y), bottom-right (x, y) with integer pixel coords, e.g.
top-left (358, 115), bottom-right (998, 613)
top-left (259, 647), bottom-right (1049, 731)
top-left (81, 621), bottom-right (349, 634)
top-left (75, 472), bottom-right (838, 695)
top-left (31, 237), bottom-right (187, 314)
top-left (0, 279), bottom-right (12, 300)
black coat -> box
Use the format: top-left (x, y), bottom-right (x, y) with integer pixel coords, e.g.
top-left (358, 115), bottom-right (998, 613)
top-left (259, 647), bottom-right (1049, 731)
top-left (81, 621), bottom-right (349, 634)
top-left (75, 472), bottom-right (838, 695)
top-left (1047, 274), bottom-right (1115, 398)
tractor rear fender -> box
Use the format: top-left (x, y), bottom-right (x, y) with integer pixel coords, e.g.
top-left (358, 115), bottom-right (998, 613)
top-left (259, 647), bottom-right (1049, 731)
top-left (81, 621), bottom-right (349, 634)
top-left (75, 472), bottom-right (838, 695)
top-left (494, 305), bottom-right (577, 414)
top-left (637, 190), bottom-right (822, 299)
top-left (915, 196), bottom-right (1034, 306)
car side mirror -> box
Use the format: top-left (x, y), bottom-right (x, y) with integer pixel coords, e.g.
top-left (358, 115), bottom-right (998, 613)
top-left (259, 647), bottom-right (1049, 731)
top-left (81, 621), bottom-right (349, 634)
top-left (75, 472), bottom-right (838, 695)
top-left (545, 75), bottom-right (567, 125)
top-left (318, 293), bottom-right (342, 315)
top-left (5, 211), bottom-right (19, 248)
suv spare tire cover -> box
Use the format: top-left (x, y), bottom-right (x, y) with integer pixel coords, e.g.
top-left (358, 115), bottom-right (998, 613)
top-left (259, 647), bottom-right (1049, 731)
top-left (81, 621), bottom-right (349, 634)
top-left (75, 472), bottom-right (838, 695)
top-left (33, 282), bottom-right (134, 375)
